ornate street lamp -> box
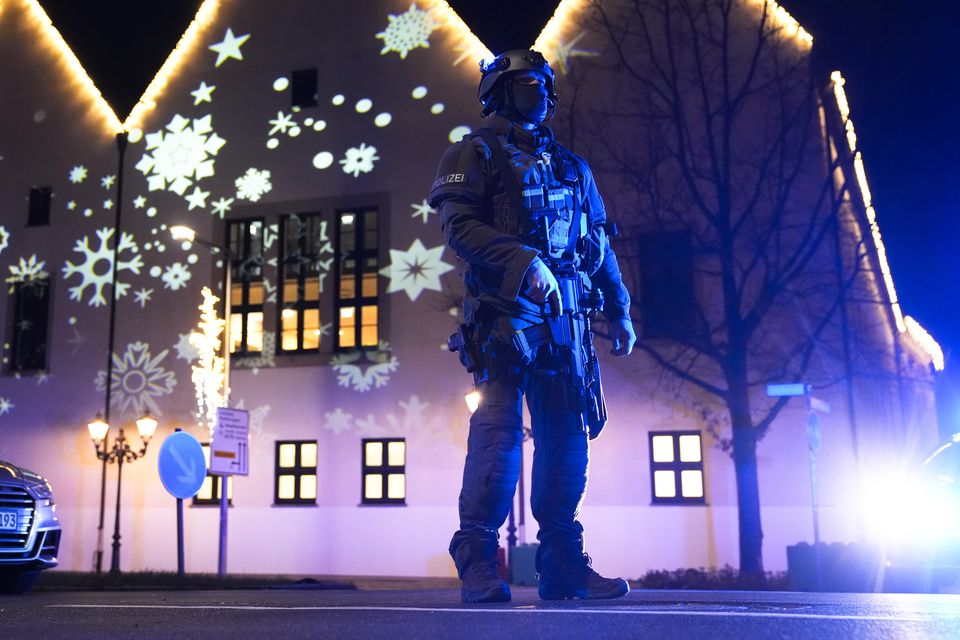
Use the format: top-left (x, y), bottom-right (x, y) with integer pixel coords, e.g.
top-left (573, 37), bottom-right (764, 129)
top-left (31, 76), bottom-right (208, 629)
top-left (87, 410), bottom-right (158, 574)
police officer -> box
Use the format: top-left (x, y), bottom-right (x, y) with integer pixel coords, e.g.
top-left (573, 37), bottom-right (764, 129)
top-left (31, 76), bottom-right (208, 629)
top-left (430, 50), bottom-right (636, 603)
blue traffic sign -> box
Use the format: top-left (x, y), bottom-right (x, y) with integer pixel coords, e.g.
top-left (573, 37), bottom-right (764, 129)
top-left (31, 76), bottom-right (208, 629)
top-left (158, 431), bottom-right (206, 499)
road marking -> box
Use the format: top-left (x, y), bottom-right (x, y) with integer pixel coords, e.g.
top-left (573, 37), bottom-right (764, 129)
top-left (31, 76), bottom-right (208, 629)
top-left (46, 604), bottom-right (943, 622)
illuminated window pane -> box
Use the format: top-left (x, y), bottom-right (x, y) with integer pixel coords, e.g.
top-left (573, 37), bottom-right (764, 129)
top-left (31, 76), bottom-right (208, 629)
top-left (226, 477), bottom-right (233, 500)
top-left (278, 475), bottom-right (295, 500)
top-left (231, 283), bottom-right (243, 305)
top-left (365, 474), bottom-right (383, 499)
top-left (679, 435), bottom-right (702, 463)
top-left (339, 307), bottom-right (356, 348)
top-left (281, 308), bottom-right (298, 351)
top-left (362, 273), bottom-right (377, 297)
top-left (278, 443), bottom-right (297, 468)
top-left (653, 470), bottom-right (676, 498)
top-left (365, 442), bottom-right (383, 467)
top-left (283, 281), bottom-right (298, 302)
top-left (680, 470), bottom-right (704, 498)
top-left (300, 475), bottom-right (317, 500)
top-left (246, 312), bottom-right (263, 351)
top-left (303, 309), bottom-right (320, 349)
top-left (197, 476), bottom-right (213, 501)
top-left (340, 276), bottom-right (356, 299)
top-left (652, 435), bottom-right (675, 463)
top-left (301, 443), bottom-right (318, 468)
top-left (248, 281), bottom-right (264, 305)
top-left (387, 474), bottom-right (405, 499)
top-left (305, 277), bottom-right (319, 301)
top-left (387, 441), bottom-right (405, 466)
top-left (230, 314), bottom-right (243, 353)
top-left (361, 305), bottom-right (378, 346)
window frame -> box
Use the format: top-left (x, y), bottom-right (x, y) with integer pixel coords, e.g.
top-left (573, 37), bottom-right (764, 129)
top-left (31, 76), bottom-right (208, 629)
top-left (227, 218), bottom-right (265, 356)
top-left (648, 430), bottom-right (706, 505)
top-left (335, 208), bottom-right (380, 351)
top-left (192, 443), bottom-right (234, 507)
top-left (277, 213), bottom-right (329, 354)
top-left (274, 440), bottom-right (318, 505)
top-left (361, 437), bottom-right (406, 506)
top-left (6, 276), bottom-right (53, 374)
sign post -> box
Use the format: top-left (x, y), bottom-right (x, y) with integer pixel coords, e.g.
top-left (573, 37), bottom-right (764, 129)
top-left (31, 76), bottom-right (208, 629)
top-left (157, 429), bottom-right (206, 576)
top-left (211, 407), bottom-right (249, 578)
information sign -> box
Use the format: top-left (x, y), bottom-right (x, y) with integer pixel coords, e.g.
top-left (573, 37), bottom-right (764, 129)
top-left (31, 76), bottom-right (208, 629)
top-left (210, 407), bottom-right (250, 476)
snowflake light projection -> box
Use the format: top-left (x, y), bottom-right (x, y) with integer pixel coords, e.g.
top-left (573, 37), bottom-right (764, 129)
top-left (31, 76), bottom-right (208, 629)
top-left (231, 332), bottom-right (276, 373)
top-left (174, 332), bottom-right (200, 362)
top-left (68, 165), bottom-right (88, 183)
top-left (324, 407), bottom-right (354, 435)
top-left (379, 239), bottom-right (453, 300)
top-left (135, 114), bottom-right (226, 197)
top-left (62, 227), bottom-right (144, 306)
top-left (95, 341), bottom-right (177, 418)
top-left (0, 398), bottom-right (13, 416)
top-left (235, 168), bottom-right (272, 202)
top-left (340, 143), bottom-right (379, 177)
top-left (0, 226), bottom-right (9, 255)
top-left (161, 262), bottom-right (192, 290)
top-left (191, 287), bottom-right (225, 435)
top-left (211, 197), bottom-right (234, 218)
top-left (410, 199), bottom-right (436, 223)
top-left (6, 255), bottom-right (48, 286)
top-left (376, 2), bottom-right (438, 59)
top-left (133, 287), bottom-right (153, 308)
top-left (330, 341), bottom-right (399, 392)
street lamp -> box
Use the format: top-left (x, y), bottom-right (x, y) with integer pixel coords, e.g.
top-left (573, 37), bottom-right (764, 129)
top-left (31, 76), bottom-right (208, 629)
top-left (86, 410), bottom-right (158, 574)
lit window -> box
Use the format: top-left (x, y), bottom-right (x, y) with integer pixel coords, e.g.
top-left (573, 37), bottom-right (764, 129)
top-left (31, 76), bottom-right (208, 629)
top-left (192, 443), bottom-right (233, 507)
top-left (279, 213), bottom-right (330, 353)
top-left (649, 431), bottom-right (705, 505)
top-left (337, 209), bottom-right (379, 350)
top-left (274, 440), bottom-right (318, 505)
top-left (6, 277), bottom-right (52, 374)
top-left (228, 219), bottom-right (265, 355)
top-left (362, 438), bottom-right (405, 505)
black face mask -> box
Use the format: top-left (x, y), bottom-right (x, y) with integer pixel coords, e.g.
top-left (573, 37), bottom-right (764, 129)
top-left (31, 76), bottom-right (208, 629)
top-left (505, 82), bottom-right (550, 125)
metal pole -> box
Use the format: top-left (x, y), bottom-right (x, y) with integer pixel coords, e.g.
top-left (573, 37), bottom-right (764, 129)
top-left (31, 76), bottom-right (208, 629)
top-left (177, 496), bottom-right (184, 577)
top-left (518, 432), bottom-right (526, 544)
top-left (110, 439), bottom-right (124, 575)
top-left (806, 390), bottom-right (822, 591)
top-left (217, 253), bottom-right (232, 578)
top-left (100, 131), bottom-right (127, 576)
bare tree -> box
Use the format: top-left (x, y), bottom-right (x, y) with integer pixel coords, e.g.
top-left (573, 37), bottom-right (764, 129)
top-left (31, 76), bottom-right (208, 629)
top-left (555, 0), bottom-right (871, 579)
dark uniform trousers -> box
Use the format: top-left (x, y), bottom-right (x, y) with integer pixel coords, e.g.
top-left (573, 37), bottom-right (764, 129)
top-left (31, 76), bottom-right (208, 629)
top-left (449, 341), bottom-right (588, 573)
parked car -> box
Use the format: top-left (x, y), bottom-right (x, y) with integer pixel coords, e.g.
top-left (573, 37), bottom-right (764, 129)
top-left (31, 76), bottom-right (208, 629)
top-left (0, 460), bottom-right (61, 594)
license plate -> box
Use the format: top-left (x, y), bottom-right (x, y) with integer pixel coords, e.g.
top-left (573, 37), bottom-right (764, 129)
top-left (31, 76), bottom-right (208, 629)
top-left (0, 511), bottom-right (17, 530)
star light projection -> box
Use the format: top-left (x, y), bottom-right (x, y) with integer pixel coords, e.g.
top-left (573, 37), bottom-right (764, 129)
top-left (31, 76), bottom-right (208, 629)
top-left (376, 2), bottom-right (438, 59)
top-left (95, 341), bottom-right (177, 418)
top-left (0, 227), bottom-right (9, 255)
top-left (208, 27), bottom-right (250, 67)
top-left (378, 239), bottom-right (453, 301)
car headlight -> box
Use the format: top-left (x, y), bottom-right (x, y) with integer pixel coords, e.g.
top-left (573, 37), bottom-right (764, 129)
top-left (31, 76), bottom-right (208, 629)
top-left (28, 480), bottom-right (55, 507)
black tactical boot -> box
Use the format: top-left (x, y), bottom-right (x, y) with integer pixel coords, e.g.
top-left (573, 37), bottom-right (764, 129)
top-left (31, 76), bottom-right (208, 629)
top-left (453, 537), bottom-right (511, 603)
top-left (538, 551), bottom-right (629, 600)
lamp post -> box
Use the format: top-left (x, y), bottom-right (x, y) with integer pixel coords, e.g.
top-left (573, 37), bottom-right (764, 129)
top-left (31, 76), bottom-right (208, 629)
top-left (87, 410), bottom-right (158, 574)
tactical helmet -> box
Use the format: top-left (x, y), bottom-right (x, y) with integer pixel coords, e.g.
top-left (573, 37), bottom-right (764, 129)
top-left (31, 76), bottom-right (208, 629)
top-left (478, 49), bottom-right (557, 116)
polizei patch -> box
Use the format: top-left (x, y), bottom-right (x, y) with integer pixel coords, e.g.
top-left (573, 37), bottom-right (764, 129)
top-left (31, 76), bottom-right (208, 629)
top-left (432, 173), bottom-right (466, 189)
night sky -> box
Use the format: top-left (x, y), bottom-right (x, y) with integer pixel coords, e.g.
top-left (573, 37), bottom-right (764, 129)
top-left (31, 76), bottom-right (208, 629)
top-left (36, 0), bottom-right (960, 429)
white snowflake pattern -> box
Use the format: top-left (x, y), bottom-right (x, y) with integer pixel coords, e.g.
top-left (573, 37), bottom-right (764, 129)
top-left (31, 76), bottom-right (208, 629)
top-left (210, 197), bottom-right (234, 218)
top-left (0, 398), bottom-right (13, 416)
top-left (95, 341), bottom-right (177, 418)
top-left (355, 414), bottom-right (390, 437)
top-left (0, 226), bottom-right (9, 255)
top-left (323, 408), bottom-right (354, 435)
top-left (339, 143), bottom-right (379, 177)
top-left (6, 256), bottom-right (48, 285)
top-left (232, 399), bottom-right (273, 445)
top-left (161, 262), bottom-right (192, 290)
top-left (101, 174), bottom-right (116, 189)
top-left (330, 341), bottom-right (399, 392)
top-left (135, 114), bottom-right (226, 196)
top-left (231, 331), bottom-right (276, 372)
top-left (235, 168), bottom-right (272, 202)
top-left (268, 111), bottom-right (296, 135)
top-left (383, 395), bottom-right (447, 437)
top-left (62, 228), bottom-right (143, 306)
top-left (376, 2), bottom-right (438, 59)
top-left (379, 238), bottom-right (453, 301)
top-left (133, 287), bottom-right (153, 307)
top-left (410, 199), bottom-right (436, 223)
top-left (69, 165), bottom-right (88, 183)
top-left (174, 332), bottom-right (201, 362)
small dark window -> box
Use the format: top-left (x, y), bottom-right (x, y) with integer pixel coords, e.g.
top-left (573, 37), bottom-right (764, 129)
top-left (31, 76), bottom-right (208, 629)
top-left (361, 438), bottom-right (405, 505)
top-left (336, 209), bottom-right (379, 350)
top-left (649, 431), bottom-right (705, 505)
top-left (228, 219), bottom-right (265, 354)
top-left (7, 277), bottom-right (52, 374)
top-left (275, 440), bottom-right (318, 505)
top-left (279, 213), bottom-right (331, 352)
top-left (638, 231), bottom-right (698, 339)
top-left (192, 443), bottom-right (233, 506)
top-left (291, 68), bottom-right (318, 108)
top-left (27, 187), bottom-right (52, 226)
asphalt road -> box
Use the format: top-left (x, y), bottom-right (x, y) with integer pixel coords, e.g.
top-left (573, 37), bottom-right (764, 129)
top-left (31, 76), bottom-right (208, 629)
top-left (2, 587), bottom-right (959, 639)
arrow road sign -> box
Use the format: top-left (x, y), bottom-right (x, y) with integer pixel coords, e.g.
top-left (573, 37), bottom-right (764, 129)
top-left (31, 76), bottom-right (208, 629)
top-left (158, 431), bottom-right (206, 499)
